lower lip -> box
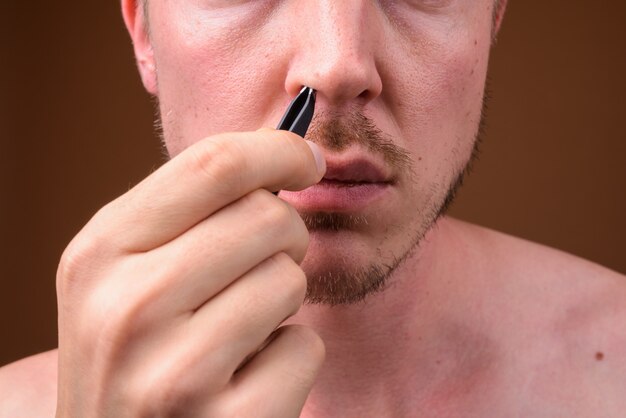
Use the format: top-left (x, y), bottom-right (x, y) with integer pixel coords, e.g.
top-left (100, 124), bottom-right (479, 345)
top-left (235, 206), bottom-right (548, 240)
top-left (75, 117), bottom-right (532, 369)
top-left (279, 179), bottom-right (391, 212)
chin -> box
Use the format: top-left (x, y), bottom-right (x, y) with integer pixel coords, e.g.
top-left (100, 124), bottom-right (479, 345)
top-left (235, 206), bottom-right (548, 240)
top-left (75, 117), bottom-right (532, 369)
top-left (295, 202), bottom-right (440, 305)
top-left (298, 229), bottom-right (399, 304)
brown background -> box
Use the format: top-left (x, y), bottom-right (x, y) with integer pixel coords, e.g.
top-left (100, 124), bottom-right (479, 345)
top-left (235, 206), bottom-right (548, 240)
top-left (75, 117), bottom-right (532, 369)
top-left (1, 2), bottom-right (624, 366)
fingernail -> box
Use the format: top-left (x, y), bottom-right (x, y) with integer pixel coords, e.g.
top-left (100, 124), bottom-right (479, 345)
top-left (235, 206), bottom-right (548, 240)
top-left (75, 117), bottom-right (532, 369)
top-left (306, 140), bottom-right (326, 176)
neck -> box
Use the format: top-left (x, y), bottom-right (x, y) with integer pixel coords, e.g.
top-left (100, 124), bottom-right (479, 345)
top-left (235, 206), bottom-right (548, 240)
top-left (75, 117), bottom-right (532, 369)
top-left (288, 217), bottom-right (497, 416)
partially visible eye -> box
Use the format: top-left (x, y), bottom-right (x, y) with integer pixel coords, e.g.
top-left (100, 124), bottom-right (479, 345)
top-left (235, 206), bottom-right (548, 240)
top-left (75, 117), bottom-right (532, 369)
top-left (197, 0), bottom-right (262, 10)
top-left (397, 0), bottom-right (455, 12)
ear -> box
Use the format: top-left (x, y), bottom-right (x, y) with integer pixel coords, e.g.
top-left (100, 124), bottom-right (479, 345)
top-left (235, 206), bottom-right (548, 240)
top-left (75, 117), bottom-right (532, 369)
top-left (493, 0), bottom-right (508, 39)
top-left (121, 0), bottom-right (158, 95)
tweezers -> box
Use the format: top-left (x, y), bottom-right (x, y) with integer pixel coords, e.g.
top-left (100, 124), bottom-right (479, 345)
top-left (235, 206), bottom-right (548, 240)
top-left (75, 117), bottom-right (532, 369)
top-left (273, 87), bottom-right (316, 195)
top-left (276, 86), bottom-right (316, 137)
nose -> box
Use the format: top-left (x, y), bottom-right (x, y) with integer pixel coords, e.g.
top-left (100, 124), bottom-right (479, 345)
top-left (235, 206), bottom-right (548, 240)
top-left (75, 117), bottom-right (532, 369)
top-left (283, 1), bottom-right (383, 108)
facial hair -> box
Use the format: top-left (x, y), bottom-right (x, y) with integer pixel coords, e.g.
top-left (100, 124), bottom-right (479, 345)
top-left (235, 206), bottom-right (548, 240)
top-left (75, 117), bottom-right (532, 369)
top-left (153, 92), bottom-right (488, 306)
top-left (298, 98), bottom-right (487, 306)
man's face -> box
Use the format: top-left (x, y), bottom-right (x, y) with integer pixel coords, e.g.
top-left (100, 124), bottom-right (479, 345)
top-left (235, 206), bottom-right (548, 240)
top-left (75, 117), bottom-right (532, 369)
top-left (135, 0), bottom-right (497, 304)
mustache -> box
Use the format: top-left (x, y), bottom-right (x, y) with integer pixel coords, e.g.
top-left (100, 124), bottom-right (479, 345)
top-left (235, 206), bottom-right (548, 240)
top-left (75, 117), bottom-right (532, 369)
top-left (304, 111), bottom-right (414, 173)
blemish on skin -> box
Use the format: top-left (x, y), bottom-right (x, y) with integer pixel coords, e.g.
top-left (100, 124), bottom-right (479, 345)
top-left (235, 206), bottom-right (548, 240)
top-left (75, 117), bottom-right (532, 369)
top-left (595, 352), bottom-right (604, 361)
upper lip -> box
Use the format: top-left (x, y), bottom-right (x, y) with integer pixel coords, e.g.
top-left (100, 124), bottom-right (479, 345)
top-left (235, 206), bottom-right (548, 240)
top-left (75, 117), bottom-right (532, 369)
top-left (321, 154), bottom-right (393, 184)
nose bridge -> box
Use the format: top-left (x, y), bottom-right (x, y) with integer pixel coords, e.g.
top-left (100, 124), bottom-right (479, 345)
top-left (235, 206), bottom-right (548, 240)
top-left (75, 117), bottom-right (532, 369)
top-left (285, 0), bottom-right (382, 106)
top-left (315, 1), bottom-right (366, 58)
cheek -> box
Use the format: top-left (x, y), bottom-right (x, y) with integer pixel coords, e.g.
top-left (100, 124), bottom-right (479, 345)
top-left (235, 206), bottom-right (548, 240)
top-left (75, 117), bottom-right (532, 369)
top-left (376, 19), bottom-right (492, 220)
top-left (391, 32), bottom-right (491, 179)
top-left (150, 4), bottom-right (281, 155)
top-left (444, 41), bottom-right (490, 132)
top-left (430, 43), bottom-right (489, 157)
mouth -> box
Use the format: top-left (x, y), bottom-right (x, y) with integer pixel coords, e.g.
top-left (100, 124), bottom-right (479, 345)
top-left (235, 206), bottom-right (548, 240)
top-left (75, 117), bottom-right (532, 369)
top-left (322, 158), bottom-right (394, 184)
top-left (279, 153), bottom-right (395, 212)
top-left (317, 179), bottom-right (386, 187)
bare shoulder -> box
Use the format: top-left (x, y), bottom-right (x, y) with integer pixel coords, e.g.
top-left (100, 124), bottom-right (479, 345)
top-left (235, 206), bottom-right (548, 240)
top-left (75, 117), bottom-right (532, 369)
top-left (0, 350), bottom-right (58, 418)
top-left (446, 217), bottom-right (626, 298)
top-left (447, 218), bottom-right (626, 414)
top-left (452, 218), bottom-right (626, 346)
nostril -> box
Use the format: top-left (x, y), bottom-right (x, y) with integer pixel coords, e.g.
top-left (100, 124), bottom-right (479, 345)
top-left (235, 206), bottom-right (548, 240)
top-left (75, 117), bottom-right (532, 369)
top-left (358, 88), bottom-right (375, 101)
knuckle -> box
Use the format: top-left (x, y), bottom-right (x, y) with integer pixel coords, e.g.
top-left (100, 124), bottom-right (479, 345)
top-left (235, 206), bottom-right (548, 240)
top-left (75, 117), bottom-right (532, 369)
top-left (132, 354), bottom-right (225, 417)
top-left (290, 211), bottom-right (310, 263)
top-left (150, 380), bottom-right (194, 416)
top-left (270, 253), bottom-right (307, 310)
top-left (56, 204), bottom-right (118, 295)
top-left (76, 271), bottom-right (157, 358)
top-left (239, 190), bottom-right (309, 263)
top-left (129, 371), bottom-right (190, 416)
top-left (187, 137), bottom-right (246, 195)
top-left (77, 290), bottom-right (134, 355)
top-left (289, 325), bottom-right (326, 365)
top-left (56, 235), bottom-right (99, 295)
top-left (274, 326), bottom-right (326, 391)
top-left (263, 196), bottom-right (294, 229)
top-left (286, 265), bottom-right (308, 307)
top-left (56, 240), bottom-right (85, 289)
top-left (243, 189), bottom-right (293, 230)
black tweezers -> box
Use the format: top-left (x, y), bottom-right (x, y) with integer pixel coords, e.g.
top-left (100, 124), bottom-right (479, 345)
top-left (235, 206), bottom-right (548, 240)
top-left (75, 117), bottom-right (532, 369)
top-left (273, 87), bottom-right (316, 195)
top-left (276, 86), bottom-right (316, 137)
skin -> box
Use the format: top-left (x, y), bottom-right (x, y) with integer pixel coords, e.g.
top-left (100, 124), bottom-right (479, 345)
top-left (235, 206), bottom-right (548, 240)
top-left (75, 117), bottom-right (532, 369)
top-left (2, 0), bottom-right (626, 417)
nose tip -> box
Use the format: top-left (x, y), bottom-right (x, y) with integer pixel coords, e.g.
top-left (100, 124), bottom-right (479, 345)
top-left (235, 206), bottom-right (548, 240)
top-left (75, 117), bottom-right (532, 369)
top-left (286, 50), bottom-right (383, 108)
top-left (313, 59), bottom-right (382, 105)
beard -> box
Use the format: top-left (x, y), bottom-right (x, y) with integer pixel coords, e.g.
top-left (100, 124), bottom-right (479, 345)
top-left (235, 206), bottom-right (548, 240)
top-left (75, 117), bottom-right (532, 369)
top-left (154, 91), bottom-right (488, 307)
top-left (295, 100), bottom-right (487, 306)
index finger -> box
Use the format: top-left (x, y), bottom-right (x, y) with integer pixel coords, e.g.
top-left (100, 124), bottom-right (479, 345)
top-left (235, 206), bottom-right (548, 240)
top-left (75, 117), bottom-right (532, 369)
top-left (89, 129), bottom-right (325, 252)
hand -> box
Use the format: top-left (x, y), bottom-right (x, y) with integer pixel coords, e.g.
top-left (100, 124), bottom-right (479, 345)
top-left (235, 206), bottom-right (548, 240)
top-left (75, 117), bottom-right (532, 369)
top-left (55, 129), bottom-right (326, 417)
